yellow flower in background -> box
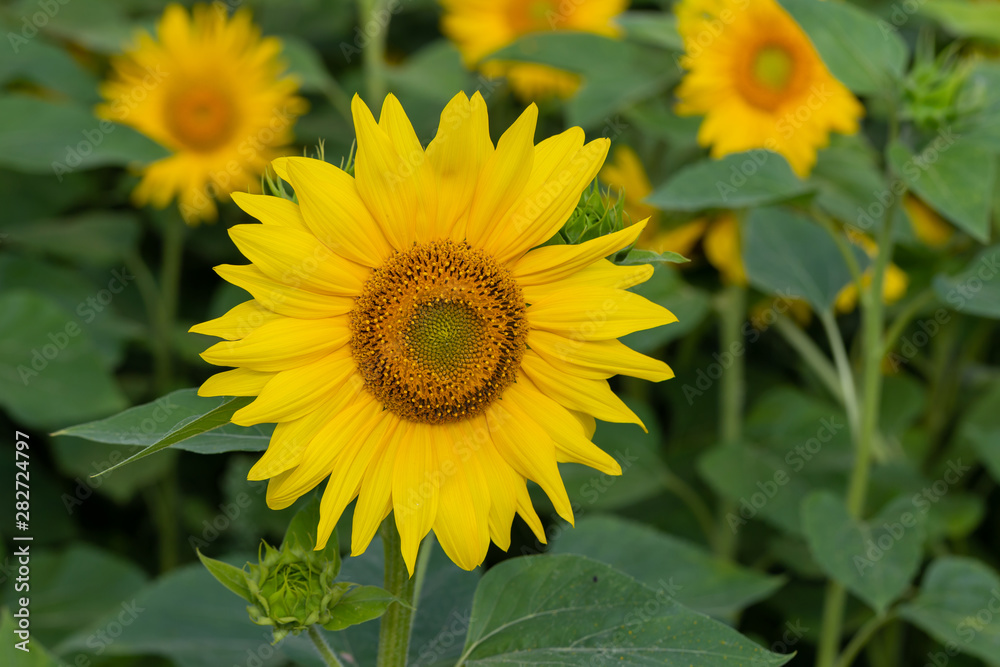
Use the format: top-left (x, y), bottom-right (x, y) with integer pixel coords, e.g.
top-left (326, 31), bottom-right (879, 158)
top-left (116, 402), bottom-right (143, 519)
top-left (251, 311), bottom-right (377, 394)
top-left (834, 235), bottom-right (909, 313)
top-left (97, 4), bottom-right (307, 224)
top-left (703, 214), bottom-right (747, 286)
top-left (441, 0), bottom-right (625, 100)
top-left (674, 0), bottom-right (863, 177)
top-left (192, 93), bottom-right (676, 573)
top-left (903, 194), bottom-right (954, 247)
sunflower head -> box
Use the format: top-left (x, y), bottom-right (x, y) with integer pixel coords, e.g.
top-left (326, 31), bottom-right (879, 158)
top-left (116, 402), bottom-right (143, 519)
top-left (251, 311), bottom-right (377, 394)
top-left (674, 0), bottom-right (863, 177)
top-left (441, 0), bottom-right (626, 99)
top-left (96, 3), bottom-right (307, 224)
top-left (192, 91), bottom-right (676, 574)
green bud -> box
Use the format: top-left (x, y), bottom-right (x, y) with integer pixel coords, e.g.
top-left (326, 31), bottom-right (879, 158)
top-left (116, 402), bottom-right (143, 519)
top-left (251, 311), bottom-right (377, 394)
top-left (902, 32), bottom-right (979, 131)
top-left (560, 181), bottom-right (627, 245)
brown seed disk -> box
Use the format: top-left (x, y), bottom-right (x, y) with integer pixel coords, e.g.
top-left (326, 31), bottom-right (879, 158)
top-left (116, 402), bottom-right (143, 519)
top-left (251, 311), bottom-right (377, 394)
top-left (349, 240), bottom-right (527, 424)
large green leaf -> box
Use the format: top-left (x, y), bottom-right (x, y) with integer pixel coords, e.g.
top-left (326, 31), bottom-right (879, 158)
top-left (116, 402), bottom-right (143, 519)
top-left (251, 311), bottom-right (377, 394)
top-left (802, 492), bottom-right (925, 615)
top-left (809, 134), bottom-right (887, 225)
top-left (0, 94), bottom-right (166, 174)
top-left (54, 388), bottom-right (270, 455)
top-left (888, 137), bottom-right (995, 243)
top-left (0, 290), bottom-right (127, 428)
top-left (647, 152), bottom-right (811, 212)
top-left (899, 557), bottom-right (1000, 665)
top-left (616, 11), bottom-right (683, 51)
top-left (778, 0), bottom-right (907, 94)
top-left (0, 609), bottom-right (61, 667)
top-left (550, 516), bottom-right (785, 619)
top-left (743, 207), bottom-right (867, 311)
top-left (0, 545), bottom-right (147, 649)
top-left (959, 381), bottom-right (1000, 482)
top-left (6, 213), bottom-right (140, 267)
top-left (457, 555), bottom-right (792, 665)
top-left (921, 0), bottom-right (1000, 43)
top-left (56, 564), bottom-right (287, 667)
top-left (933, 245), bottom-right (1000, 318)
top-left (488, 32), bottom-right (675, 128)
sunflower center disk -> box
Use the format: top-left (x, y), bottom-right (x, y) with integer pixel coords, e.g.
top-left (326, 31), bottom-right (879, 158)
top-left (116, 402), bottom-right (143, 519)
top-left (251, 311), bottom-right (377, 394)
top-left (166, 84), bottom-right (236, 152)
top-left (752, 46), bottom-right (795, 91)
top-left (350, 240), bottom-right (528, 424)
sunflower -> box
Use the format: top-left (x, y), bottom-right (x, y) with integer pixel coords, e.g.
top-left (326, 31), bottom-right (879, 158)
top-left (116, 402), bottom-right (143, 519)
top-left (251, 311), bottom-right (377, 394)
top-left (674, 0), bottom-right (863, 177)
top-left (903, 194), bottom-right (954, 247)
top-left (96, 4), bottom-right (307, 224)
top-left (835, 234), bottom-right (909, 313)
top-left (441, 0), bottom-right (625, 100)
top-left (191, 92), bottom-right (676, 573)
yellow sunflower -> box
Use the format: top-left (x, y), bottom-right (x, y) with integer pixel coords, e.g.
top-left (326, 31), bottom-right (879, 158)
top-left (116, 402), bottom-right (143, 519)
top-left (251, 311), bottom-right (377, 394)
top-left (835, 235), bottom-right (909, 313)
top-left (674, 0), bottom-right (863, 177)
top-left (903, 194), bottom-right (954, 247)
top-left (441, 0), bottom-right (625, 100)
top-left (97, 4), bottom-right (307, 224)
top-left (191, 92), bottom-right (676, 573)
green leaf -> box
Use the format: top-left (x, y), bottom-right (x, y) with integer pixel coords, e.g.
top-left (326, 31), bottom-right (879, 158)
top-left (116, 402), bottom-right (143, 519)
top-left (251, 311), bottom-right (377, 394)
top-left (959, 381), bottom-right (1000, 482)
top-left (899, 557), bottom-right (1000, 664)
top-left (646, 152), bottom-right (812, 212)
top-left (458, 555), bottom-right (792, 665)
top-left (921, 0), bottom-right (1000, 43)
top-left (616, 11), bottom-right (683, 51)
top-left (279, 35), bottom-right (339, 94)
top-left (802, 492), bottom-right (925, 615)
top-left (0, 290), bottom-right (127, 429)
top-left (809, 134), bottom-right (887, 225)
top-left (322, 586), bottom-right (394, 632)
top-left (933, 245), bottom-right (1000, 318)
top-left (550, 516), bottom-right (785, 619)
top-left (0, 608), bottom-right (61, 667)
top-left (777, 0), bottom-right (907, 94)
top-left (0, 94), bottom-right (167, 174)
top-left (489, 32), bottom-right (675, 128)
top-left (55, 390), bottom-right (254, 476)
top-left (50, 436), bottom-right (177, 505)
top-left (56, 563), bottom-right (289, 667)
top-left (618, 248), bottom-right (689, 266)
top-left (0, 545), bottom-right (147, 648)
top-left (888, 137), bottom-right (995, 243)
top-left (54, 387), bottom-right (270, 454)
top-left (7, 212), bottom-right (140, 266)
top-left (743, 206), bottom-right (867, 311)
top-left (197, 551), bottom-right (253, 603)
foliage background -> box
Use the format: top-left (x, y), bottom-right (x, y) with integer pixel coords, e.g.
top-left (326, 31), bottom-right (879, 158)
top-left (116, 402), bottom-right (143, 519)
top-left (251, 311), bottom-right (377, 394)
top-left (1, 0), bottom-right (1000, 665)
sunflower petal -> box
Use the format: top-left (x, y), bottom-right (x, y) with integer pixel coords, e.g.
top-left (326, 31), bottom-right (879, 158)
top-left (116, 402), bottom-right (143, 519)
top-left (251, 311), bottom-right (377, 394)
top-left (198, 367), bottom-right (275, 397)
top-left (512, 219), bottom-right (647, 285)
top-left (527, 287), bottom-right (676, 339)
top-left (215, 264), bottom-right (354, 319)
top-left (527, 329), bottom-right (674, 382)
top-left (200, 315), bottom-right (349, 371)
top-left (231, 192), bottom-right (309, 231)
top-left (189, 300), bottom-right (279, 340)
top-left (393, 422), bottom-right (440, 574)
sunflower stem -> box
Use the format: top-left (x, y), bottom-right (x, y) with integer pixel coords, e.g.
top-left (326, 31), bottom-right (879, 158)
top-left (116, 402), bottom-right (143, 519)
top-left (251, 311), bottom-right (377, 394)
top-left (713, 283), bottom-right (746, 559)
top-left (377, 519), bottom-right (417, 667)
top-left (359, 0), bottom-right (389, 102)
top-left (308, 625), bottom-right (345, 667)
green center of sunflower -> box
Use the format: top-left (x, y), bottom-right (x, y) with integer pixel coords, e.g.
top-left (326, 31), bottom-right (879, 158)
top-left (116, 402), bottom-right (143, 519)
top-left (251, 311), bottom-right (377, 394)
top-left (752, 46), bottom-right (795, 91)
top-left (349, 240), bottom-right (527, 424)
top-left (507, 0), bottom-right (556, 32)
top-left (165, 84), bottom-right (236, 152)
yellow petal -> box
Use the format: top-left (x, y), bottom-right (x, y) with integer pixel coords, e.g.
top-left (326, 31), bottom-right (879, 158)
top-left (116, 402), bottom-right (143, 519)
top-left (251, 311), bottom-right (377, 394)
top-left (198, 367), bottom-right (275, 397)
top-left (189, 300), bottom-right (280, 340)
top-left (352, 419), bottom-right (405, 557)
top-left (505, 379), bottom-right (622, 476)
top-left (486, 400), bottom-right (573, 524)
top-left (231, 191), bottom-right (309, 231)
top-left (520, 351), bottom-right (645, 430)
top-left (280, 156), bottom-right (393, 267)
top-left (200, 315), bottom-right (349, 372)
top-left (351, 94), bottom-right (417, 250)
top-left (231, 347), bottom-right (359, 426)
top-left (527, 329), bottom-right (674, 382)
top-left (489, 137), bottom-right (610, 264)
top-left (464, 104), bottom-right (537, 246)
top-left (228, 224), bottom-right (368, 296)
top-left (379, 94), bottom-right (437, 242)
top-left (456, 416), bottom-right (519, 551)
top-left (393, 422), bottom-right (440, 575)
top-left (432, 422), bottom-right (491, 570)
top-left (215, 264), bottom-right (354, 319)
top-left (526, 287), bottom-right (676, 340)
top-left (511, 219), bottom-right (648, 285)
top-left (427, 92), bottom-right (493, 238)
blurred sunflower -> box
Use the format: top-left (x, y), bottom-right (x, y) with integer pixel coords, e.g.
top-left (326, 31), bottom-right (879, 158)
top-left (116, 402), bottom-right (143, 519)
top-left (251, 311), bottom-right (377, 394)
top-left (903, 194), bottom-right (954, 247)
top-left (97, 3), bottom-right (307, 224)
top-left (192, 92), bottom-right (676, 573)
top-left (674, 0), bottom-right (863, 177)
top-left (835, 234), bottom-right (909, 313)
top-left (441, 0), bottom-right (625, 100)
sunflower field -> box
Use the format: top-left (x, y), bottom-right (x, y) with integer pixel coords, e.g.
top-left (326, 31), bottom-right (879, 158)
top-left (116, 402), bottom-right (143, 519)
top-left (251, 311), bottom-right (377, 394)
top-left (2, 0), bottom-right (1000, 665)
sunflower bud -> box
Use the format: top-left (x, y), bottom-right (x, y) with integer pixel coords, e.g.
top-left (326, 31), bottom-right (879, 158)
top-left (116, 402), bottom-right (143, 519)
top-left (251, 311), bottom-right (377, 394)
top-left (902, 33), bottom-right (979, 131)
top-left (198, 497), bottom-right (394, 644)
top-left (560, 181), bottom-right (627, 245)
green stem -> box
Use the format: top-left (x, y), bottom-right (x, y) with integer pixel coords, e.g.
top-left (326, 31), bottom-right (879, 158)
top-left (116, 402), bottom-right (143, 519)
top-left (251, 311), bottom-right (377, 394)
top-left (714, 284), bottom-right (746, 559)
top-left (882, 288), bottom-right (937, 356)
top-left (358, 0), bottom-right (388, 101)
top-left (659, 468), bottom-right (717, 546)
top-left (818, 311), bottom-right (861, 443)
top-left (377, 519), bottom-right (417, 667)
top-left (308, 625), bottom-right (345, 667)
top-left (835, 613), bottom-right (895, 667)
top-left (156, 220), bottom-right (184, 395)
top-left (772, 314), bottom-right (843, 404)
top-left (125, 252), bottom-right (169, 395)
